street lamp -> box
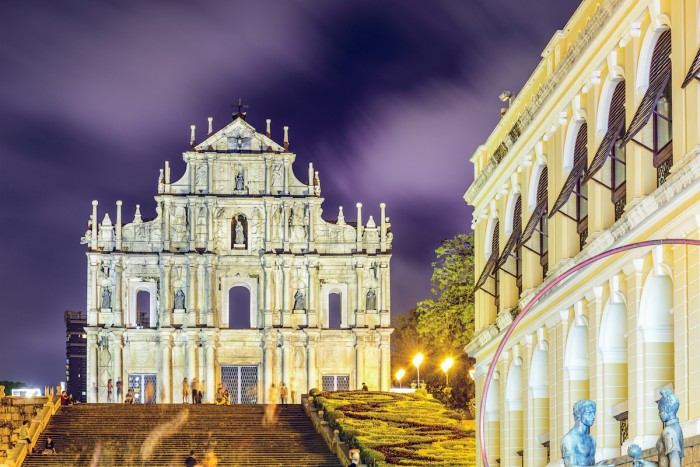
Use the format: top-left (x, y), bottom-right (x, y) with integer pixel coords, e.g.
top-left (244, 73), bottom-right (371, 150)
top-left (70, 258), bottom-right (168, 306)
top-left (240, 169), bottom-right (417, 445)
top-left (441, 357), bottom-right (454, 387)
top-left (395, 369), bottom-right (406, 388)
top-left (412, 353), bottom-right (424, 388)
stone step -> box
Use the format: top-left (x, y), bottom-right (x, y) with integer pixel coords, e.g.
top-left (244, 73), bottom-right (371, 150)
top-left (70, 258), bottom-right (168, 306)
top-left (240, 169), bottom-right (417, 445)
top-left (23, 404), bottom-right (339, 467)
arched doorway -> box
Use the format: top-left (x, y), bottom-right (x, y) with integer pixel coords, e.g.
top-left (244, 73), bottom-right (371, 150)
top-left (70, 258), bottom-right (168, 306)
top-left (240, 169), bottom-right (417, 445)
top-left (228, 286), bottom-right (252, 329)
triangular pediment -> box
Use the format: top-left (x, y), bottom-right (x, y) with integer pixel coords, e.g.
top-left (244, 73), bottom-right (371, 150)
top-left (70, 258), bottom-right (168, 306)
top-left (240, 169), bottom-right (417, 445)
top-left (194, 116), bottom-right (285, 152)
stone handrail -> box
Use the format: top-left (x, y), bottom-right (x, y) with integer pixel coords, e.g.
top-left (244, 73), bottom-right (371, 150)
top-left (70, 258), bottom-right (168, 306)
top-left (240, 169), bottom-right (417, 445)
top-left (301, 395), bottom-right (359, 467)
top-left (1, 396), bottom-right (61, 467)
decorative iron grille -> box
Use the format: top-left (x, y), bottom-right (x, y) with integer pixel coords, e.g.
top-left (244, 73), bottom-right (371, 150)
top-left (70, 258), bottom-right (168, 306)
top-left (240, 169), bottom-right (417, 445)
top-left (614, 197), bottom-right (625, 221)
top-left (620, 417), bottom-right (629, 446)
top-left (127, 373), bottom-right (156, 403)
top-left (657, 156), bottom-right (672, 187)
top-left (322, 374), bottom-right (350, 391)
top-left (221, 365), bottom-right (258, 404)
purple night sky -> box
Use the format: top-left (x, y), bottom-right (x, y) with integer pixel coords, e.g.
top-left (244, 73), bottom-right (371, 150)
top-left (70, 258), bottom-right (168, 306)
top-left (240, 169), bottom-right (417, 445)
top-left (0, 0), bottom-right (580, 386)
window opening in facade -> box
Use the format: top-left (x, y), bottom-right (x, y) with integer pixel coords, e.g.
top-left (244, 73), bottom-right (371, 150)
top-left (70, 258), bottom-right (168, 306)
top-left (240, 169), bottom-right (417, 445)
top-left (497, 197), bottom-right (522, 297)
top-left (136, 290), bottom-right (151, 328)
top-left (550, 124), bottom-right (588, 251)
top-left (584, 81), bottom-right (626, 221)
top-left (621, 29), bottom-right (672, 186)
top-left (521, 167), bottom-right (548, 278)
top-left (228, 286), bottom-right (251, 328)
top-left (328, 292), bottom-right (341, 329)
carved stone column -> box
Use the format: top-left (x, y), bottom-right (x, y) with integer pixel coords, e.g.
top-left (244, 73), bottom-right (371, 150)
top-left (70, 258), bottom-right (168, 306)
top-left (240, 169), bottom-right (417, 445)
top-left (112, 334), bottom-right (123, 403)
top-left (355, 334), bottom-right (365, 390)
top-left (306, 330), bottom-right (319, 391)
top-left (380, 331), bottom-right (391, 391)
top-left (307, 262), bottom-right (318, 328)
top-left (205, 336), bottom-right (216, 403)
top-left (282, 341), bottom-right (291, 388)
top-left (282, 261), bottom-right (291, 327)
top-left (86, 329), bottom-right (99, 403)
top-left (206, 261), bottom-right (215, 326)
top-left (263, 335), bottom-right (274, 403)
top-left (163, 200), bottom-right (171, 250)
top-left (160, 332), bottom-right (172, 403)
top-left (161, 256), bottom-right (172, 327)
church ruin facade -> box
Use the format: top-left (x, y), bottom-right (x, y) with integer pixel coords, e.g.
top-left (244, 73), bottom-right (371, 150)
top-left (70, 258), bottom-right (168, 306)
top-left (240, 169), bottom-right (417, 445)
top-left (82, 112), bottom-right (393, 403)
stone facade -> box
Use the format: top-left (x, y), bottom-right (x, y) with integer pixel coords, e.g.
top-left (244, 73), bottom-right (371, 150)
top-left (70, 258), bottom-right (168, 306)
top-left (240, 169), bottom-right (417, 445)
top-left (82, 113), bottom-right (393, 404)
top-left (465, 0), bottom-right (700, 465)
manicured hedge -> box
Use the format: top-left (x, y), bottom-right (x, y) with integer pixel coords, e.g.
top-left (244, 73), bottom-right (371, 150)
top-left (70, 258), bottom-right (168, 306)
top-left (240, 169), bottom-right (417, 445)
top-left (313, 391), bottom-right (475, 466)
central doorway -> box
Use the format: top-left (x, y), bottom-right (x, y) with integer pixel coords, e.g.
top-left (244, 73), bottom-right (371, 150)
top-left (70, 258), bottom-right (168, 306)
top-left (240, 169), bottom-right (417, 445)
top-left (127, 373), bottom-right (157, 403)
top-left (221, 366), bottom-right (258, 404)
top-left (322, 374), bottom-right (349, 391)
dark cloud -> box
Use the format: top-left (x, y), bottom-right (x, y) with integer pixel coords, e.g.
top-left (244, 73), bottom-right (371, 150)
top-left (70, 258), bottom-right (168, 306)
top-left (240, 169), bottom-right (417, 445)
top-left (0, 0), bottom-right (580, 385)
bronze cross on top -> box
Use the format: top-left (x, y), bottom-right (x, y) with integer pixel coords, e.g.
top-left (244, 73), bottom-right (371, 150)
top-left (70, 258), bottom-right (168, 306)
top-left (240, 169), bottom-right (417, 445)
top-left (231, 98), bottom-right (249, 115)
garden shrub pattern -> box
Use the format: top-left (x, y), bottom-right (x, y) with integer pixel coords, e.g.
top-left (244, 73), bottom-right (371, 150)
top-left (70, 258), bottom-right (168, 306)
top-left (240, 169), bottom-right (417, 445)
top-left (313, 391), bottom-right (475, 466)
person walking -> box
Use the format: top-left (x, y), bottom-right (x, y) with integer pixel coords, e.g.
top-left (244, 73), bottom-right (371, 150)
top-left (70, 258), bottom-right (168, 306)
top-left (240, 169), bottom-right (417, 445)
top-left (279, 382), bottom-right (288, 407)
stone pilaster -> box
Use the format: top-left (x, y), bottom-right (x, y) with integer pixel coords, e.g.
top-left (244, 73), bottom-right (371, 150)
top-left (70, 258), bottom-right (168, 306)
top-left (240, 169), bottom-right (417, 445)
top-left (160, 332), bottom-right (172, 403)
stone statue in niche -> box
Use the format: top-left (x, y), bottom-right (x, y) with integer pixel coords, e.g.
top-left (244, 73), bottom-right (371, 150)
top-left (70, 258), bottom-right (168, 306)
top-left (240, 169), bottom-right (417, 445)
top-left (235, 218), bottom-right (246, 245)
top-left (366, 288), bottom-right (377, 310)
top-left (101, 287), bottom-right (112, 309)
top-left (235, 170), bottom-right (245, 191)
top-left (289, 204), bottom-right (307, 242)
top-left (272, 205), bottom-right (282, 240)
top-left (293, 289), bottom-right (305, 311)
top-left (174, 289), bottom-right (186, 310)
top-left (629, 388), bottom-right (684, 467)
top-left (561, 400), bottom-right (598, 466)
top-left (195, 165), bottom-right (206, 187)
top-left (271, 164), bottom-right (283, 191)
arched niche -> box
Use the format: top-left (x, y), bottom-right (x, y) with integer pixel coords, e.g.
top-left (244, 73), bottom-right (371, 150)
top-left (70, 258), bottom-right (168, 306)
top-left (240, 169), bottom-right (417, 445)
top-left (638, 271), bottom-right (673, 342)
top-left (320, 283), bottom-right (348, 328)
top-left (504, 191), bottom-right (522, 236)
top-left (128, 281), bottom-right (157, 327)
top-left (485, 371), bottom-right (500, 421)
top-left (563, 117), bottom-right (587, 173)
top-left (599, 300), bottom-right (627, 362)
top-left (505, 358), bottom-right (523, 411)
top-left (221, 276), bottom-right (258, 328)
top-left (565, 319), bottom-right (589, 381)
top-left (529, 344), bottom-right (548, 398)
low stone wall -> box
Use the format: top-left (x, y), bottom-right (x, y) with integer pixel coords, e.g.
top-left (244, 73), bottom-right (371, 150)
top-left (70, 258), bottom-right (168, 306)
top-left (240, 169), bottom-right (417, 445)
top-left (0, 395), bottom-right (61, 467)
top-left (605, 435), bottom-right (700, 466)
top-left (301, 395), bottom-right (358, 467)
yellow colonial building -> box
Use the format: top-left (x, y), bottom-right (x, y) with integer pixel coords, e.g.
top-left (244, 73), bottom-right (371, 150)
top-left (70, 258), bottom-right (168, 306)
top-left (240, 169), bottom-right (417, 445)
top-left (464, 0), bottom-right (699, 465)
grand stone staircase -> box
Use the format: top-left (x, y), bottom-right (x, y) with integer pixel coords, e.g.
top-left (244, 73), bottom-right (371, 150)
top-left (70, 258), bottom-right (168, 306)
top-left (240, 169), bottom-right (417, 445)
top-left (22, 403), bottom-right (340, 466)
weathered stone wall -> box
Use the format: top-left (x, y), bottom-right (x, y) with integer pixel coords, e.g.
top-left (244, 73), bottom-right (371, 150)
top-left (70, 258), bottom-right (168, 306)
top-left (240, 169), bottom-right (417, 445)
top-left (0, 397), bottom-right (46, 461)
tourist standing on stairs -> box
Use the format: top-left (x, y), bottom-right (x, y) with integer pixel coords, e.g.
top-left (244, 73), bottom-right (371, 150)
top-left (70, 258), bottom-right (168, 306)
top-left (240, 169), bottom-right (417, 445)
top-left (182, 378), bottom-right (190, 404)
top-left (280, 382), bottom-right (288, 407)
top-left (116, 378), bottom-right (123, 403)
top-left (107, 378), bottom-right (113, 402)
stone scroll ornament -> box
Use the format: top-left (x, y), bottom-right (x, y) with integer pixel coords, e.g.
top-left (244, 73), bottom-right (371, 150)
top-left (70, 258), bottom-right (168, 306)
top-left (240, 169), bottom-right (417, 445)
top-left (478, 239), bottom-right (700, 467)
top-left (628, 387), bottom-right (684, 467)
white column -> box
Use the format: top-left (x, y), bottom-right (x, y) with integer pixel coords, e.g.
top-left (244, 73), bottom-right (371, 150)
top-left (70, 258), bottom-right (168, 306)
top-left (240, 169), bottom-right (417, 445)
top-left (86, 331), bottom-right (98, 403)
top-left (355, 336), bottom-right (365, 390)
top-left (115, 200), bottom-right (122, 250)
top-left (91, 201), bottom-right (98, 250)
top-left (160, 333), bottom-right (171, 403)
top-left (205, 339), bottom-right (215, 403)
top-left (307, 331), bottom-right (318, 390)
top-left (356, 203), bottom-right (363, 252)
top-left (264, 339), bottom-right (274, 403)
top-left (380, 333), bottom-right (391, 391)
top-left (112, 336), bottom-right (122, 403)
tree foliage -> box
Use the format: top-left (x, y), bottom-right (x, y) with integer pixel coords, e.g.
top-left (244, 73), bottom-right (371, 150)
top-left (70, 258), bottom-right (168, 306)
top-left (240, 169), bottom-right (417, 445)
top-left (391, 234), bottom-right (476, 413)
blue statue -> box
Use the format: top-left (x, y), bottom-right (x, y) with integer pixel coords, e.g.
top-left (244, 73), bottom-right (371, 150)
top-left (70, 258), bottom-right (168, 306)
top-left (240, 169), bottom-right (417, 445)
top-left (561, 400), bottom-right (597, 466)
top-left (629, 387), bottom-right (684, 467)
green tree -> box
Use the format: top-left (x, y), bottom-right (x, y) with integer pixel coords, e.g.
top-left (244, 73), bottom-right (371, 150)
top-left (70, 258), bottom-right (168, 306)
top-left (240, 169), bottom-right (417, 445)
top-left (391, 234), bottom-right (476, 413)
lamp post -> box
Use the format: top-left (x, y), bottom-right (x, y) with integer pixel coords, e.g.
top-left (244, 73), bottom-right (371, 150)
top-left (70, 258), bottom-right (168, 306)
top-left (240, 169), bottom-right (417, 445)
top-left (396, 369), bottom-right (405, 389)
top-left (441, 357), bottom-right (454, 387)
top-left (412, 353), bottom-right (424, 389)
